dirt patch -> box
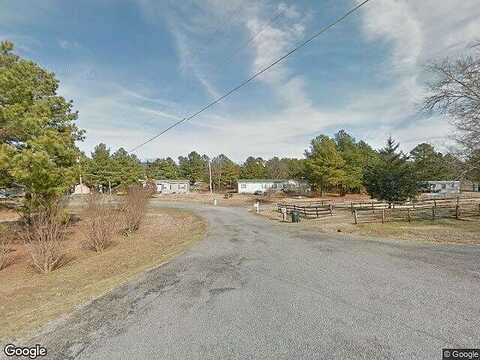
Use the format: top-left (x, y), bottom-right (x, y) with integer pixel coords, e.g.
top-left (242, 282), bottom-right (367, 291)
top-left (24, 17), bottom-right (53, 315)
top-left (0, 207), bottom-right (206, 341)
top-left (152, 192), bottom-right (372, 208)
top-left (0, 208), bottom-right (20, 222)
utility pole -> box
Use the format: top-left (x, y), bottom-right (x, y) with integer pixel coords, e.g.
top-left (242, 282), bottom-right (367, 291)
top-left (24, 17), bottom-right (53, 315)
top-left (208, 159), bottom-right (213, 194)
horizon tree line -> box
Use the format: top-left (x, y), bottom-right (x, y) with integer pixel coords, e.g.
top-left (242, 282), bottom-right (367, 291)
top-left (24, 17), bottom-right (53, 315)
top-left (1, 38), bottom-right (479, 209)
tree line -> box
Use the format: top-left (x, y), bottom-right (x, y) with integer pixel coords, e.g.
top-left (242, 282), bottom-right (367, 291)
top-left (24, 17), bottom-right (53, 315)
top-left (1, 39), bottom-right (479, 211)
top-left (82, 129), bottom-right (472, 198)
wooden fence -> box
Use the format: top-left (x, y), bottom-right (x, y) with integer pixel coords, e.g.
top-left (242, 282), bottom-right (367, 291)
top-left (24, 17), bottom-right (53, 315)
top-left (352, 202), bottom-right (480, 224)
top-left (277, 203), bottom-right (334, 218)
top-left (278, 197), bottom-right (480, 223)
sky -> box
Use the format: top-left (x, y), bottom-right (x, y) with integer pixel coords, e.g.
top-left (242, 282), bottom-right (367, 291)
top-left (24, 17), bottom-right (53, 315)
top-left (1, 0), bottom-right (479, 162)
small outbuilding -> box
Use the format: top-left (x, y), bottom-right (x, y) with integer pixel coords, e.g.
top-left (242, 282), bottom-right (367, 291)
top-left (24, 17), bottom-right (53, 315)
top-left (73, 183), bottom-right (91, 195)
top-left (155, 179), bottom-right (190, 194)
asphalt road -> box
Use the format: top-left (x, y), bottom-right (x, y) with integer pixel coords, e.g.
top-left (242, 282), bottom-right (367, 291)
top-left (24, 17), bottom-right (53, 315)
top-left (24, 201), bottom-right (480, 359)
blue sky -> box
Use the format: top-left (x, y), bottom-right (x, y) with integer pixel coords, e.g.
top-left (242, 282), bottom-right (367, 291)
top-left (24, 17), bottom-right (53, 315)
top-left (1, 0), bottom-right (479, 161)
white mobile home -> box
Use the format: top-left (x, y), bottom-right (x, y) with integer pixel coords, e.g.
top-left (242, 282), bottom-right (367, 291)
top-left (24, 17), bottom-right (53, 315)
top-left (426, 181), bottom-right (460, 194)
top-left (155, 179), bottom-right (190, 194)
top-left (237, 179), bottom-right (310, 194)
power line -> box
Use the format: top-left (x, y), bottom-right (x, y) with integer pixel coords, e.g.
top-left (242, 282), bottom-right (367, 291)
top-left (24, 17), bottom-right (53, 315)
top-left (218, 9), bottom-right (284, 70)
top-left (129, 0), bottom-right (372, 153)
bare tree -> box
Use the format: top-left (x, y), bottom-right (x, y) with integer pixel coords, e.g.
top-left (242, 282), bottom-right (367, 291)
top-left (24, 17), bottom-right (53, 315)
top-left (423, 43), bottom-right (480, 155)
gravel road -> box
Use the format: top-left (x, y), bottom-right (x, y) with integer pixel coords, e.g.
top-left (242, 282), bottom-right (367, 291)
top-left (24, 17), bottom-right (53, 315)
top-left (21, 201), bottom-right (480, 360)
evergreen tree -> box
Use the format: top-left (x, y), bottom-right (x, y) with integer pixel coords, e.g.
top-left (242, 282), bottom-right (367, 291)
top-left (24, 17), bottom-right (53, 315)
top-left (334, 130), bottom-right (363, 193)
top-left (178, 151), bottom-right (208, 184)
top-left (285, 158), bottom-right (306, 179)
top-left (240, 157), bottom-right (266, 179)
top-left (86, 143), bottom-right (113, 188)
top-left (409, 143), bottom-right (455, 181)
top-left (110, 148), bottom-right (143, 187)
top-left (0, 41), bottom-right (84, 208)
top-left (211, 154), bottom-right (240, 190)
top-left (364, 138), bottom-right (417, 206)
top-left (265, 157), bottom-right (289, 179)
top-left (305, 135), bottom-right (346, 196)
top-left (146, 157), bottom-right (179, 179)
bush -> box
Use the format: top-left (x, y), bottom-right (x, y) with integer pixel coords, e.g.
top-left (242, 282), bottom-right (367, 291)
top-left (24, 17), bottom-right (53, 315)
top-left (122, 185), bottom-right (150, 234)
top-left (23, 204), bottom-right (68, 273)
top-left (0, 225), bottom-right (10, 270)
top-left (82, 193), bottom-right (120, 252)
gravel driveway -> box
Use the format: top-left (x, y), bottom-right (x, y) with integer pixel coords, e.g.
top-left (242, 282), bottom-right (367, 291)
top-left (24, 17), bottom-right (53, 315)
top-left (23, 200), bottom-right (480, 360)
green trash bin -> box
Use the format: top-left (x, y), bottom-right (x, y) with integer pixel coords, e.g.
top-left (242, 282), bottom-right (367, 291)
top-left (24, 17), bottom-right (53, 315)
top-left (291, 211), bottom-right (300, 223)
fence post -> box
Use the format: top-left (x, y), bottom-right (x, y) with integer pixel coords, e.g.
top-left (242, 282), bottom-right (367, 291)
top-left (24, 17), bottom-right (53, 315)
top-left (455, 204), bottom-right (459, 219)
top-left (353, 209), bottom-right (358, 225)
top-left (329, 204), bottom-right (333, 216)
top-left (316, 206), bottom-right (319, 218)
top-left (432, 206), bottom-right (436, 221)
top-left (381, 209), bottom-right (385, 224)
top-left (351, 202), bottom-right (354, 214)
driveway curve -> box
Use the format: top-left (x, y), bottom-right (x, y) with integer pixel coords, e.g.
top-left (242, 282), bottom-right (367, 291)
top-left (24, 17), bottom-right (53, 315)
top-left (25, 200), bottom-right (480, 360)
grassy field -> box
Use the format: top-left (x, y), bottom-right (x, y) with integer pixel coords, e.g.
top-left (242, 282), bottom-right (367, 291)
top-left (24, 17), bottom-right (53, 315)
top-left (0, 207), bottom-right (206, 341)
top-left (353, 218), bottom-right (480, 244)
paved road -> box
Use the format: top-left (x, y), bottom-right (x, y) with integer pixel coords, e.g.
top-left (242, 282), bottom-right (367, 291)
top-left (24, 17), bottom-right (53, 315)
top-left (27, 201), bottom-right (480, 359)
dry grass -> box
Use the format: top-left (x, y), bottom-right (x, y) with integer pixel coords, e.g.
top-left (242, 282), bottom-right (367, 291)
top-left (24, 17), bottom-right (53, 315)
top-left (0, 208), bottom-right (206, 341)
top-left (353, 219), bottom-right (480, 244)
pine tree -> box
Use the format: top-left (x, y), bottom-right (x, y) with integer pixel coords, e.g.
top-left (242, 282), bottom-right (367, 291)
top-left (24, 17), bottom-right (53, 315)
top-left (305, 135), bottom-right (346, 196)
top-left (110, 148), bottom-right (143, 188)
top-left (86, 143), bottom-right (113, 188)
top-left (146, 157), bottom-right (179, 179)
top-left (178, 151), bottom-right (208, 185)
top-left (240, 157), bottom-right (266, 179)
top-left (364, 138), bottom-right (417, 206)
top-left (409, 143), bottom-right (455, 181)
top-left (0, 41), bottom-right (84, 208)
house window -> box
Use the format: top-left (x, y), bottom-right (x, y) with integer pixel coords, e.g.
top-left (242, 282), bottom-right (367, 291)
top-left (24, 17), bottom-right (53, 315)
top-left (240, 184), bottom-right (246, 189)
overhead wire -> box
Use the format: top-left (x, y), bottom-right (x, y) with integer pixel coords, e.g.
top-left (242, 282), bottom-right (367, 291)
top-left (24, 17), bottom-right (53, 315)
top-left (129, 0), bottom-right (372, 153)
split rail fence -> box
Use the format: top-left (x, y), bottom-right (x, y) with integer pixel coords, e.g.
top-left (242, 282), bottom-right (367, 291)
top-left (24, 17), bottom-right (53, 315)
top-left (277, 197), bottom-right (480, 223)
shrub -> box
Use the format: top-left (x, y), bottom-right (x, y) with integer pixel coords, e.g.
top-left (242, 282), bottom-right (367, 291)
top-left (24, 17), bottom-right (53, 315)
top-left (23, 203), bottom-right (68, 273)
top-left (0, 225), bottom-right (10, 270)
top-left (82, 193), bottom-right (120, 252)
top-left (122, 185), bottom-right (150, 234)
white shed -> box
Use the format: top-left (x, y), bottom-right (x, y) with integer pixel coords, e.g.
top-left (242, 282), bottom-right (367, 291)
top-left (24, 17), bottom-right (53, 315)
top-left (73, 183), bottom-right (90, 195)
